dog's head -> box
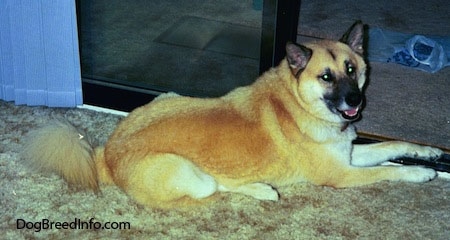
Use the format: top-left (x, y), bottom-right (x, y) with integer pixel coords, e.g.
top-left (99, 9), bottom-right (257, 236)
top-left (286, 21), bottom-right (367, 123)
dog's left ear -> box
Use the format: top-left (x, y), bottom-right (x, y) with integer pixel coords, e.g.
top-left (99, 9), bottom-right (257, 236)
top-left (340, 21), bottom-right (365, 55)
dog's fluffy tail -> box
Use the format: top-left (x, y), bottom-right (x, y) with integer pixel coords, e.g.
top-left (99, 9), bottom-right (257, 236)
top-left (22, 120), bottom-right (100, 191)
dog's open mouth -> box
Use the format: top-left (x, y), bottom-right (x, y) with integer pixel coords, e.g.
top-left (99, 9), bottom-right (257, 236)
top-left (338, 107), bottom-right (360, 120)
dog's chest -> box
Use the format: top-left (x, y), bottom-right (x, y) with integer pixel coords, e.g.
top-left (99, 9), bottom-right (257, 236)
top-left (314, 140), bottom-right (353, 165)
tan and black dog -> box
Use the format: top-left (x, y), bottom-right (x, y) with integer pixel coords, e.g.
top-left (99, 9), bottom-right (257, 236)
top-left (23, 22), bottom-right (443, 208)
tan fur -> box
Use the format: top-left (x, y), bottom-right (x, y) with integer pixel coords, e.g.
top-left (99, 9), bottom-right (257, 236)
top-left (22, 121), bottom-right (99, 191)
top-left (22, 22), bottom-right (443, 208)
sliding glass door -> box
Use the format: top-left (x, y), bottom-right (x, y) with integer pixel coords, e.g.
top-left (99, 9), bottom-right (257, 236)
top-left (76, 0), bottom-right (300, 111)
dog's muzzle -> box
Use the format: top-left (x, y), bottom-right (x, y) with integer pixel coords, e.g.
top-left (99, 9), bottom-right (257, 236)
top-left (337, 92), bottom-right (363, 120)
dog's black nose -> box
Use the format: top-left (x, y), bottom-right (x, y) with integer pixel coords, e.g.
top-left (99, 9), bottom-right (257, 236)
top-left (345, 92), bottom-right (362, 107)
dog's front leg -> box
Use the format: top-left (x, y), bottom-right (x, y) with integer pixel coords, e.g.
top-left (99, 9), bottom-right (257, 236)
top-left (329, 165), bottom-right (437, 188)
top-left (351, 141), bottom-right (443, 167)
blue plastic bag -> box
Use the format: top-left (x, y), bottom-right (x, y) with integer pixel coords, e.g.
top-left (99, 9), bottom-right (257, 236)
top-left (367, 27), bottom-right (450, 73)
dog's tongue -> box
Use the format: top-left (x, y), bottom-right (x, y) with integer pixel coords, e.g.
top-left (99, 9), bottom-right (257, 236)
top-left (344, 108), bottom-right (358, 117)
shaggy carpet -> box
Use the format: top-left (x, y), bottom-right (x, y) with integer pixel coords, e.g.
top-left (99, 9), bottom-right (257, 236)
top-left (1, 100), bottom-right (449, 239)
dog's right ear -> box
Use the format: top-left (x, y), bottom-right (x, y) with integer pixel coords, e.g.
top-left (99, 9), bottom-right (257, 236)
top-left (286, 42), bottom-right (312, 78)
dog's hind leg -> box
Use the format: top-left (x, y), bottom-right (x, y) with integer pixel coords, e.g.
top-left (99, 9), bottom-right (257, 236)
top-left (218, 183), bottom-right (280, 201)
top-left (351, 141), bottom-right (443, 167)
top-left (124, 153), bottom-right (218, 207)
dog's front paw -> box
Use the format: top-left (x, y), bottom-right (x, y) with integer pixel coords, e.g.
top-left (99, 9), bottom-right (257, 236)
top-left (405, 144), bottom-right (443, 161)
top-left (399, 166), bottom-right (437, 183)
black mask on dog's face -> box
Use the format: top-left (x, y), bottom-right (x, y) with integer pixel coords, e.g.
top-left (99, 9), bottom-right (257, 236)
top-left (322, 73), bottom-right (363, 121)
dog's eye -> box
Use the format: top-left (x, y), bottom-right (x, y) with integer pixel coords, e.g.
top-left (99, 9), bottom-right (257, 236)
top-left (346, 64), bottom-right (356, 76)
top-left (347, 66), bottom-right (354, 74)
top-left (320, 73), bottom-right (333, 82)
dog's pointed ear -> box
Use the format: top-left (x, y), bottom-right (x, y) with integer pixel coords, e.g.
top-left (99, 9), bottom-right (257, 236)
top-left (340, 21), bottom-right (365, 55)
top-left (286, 42), bottom-right (312, 77)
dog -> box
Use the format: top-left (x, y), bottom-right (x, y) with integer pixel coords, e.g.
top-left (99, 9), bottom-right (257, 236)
top-left (23, 21), bottom-right (443, 208)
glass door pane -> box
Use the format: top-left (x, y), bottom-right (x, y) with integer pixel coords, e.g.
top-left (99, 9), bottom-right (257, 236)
top-left (77, 0), bottom-right (263, 101)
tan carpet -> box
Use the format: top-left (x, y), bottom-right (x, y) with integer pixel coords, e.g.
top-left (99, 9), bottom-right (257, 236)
top-left (1, 101), bottom-right (449, 239)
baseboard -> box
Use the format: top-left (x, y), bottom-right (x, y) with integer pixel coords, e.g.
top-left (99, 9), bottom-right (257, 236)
top-left (78, 104), bottom-right (129, 116)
